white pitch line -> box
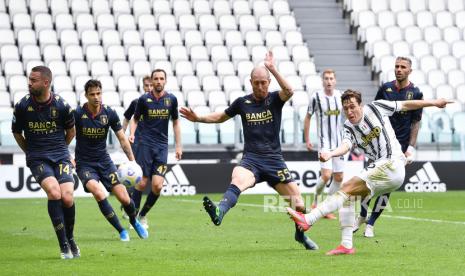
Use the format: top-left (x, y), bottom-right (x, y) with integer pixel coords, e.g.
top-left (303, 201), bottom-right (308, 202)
top-left (175, 199), bottom-right (465, 226)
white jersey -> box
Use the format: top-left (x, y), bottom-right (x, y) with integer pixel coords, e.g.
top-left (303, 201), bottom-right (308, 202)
top-left (307, 90), bottom-right (344, 150)
top-left (342, 100), bottom-right (405, 163)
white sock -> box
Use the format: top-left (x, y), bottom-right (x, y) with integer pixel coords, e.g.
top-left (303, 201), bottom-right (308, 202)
top-left (313, 178), bottom-right (328, 206)
top-left (328, 180), bottom-right (341, 195)
top-left (339, 200), bottom-right (355, 249)
top-left (306, 191), bottom-right (349, 225)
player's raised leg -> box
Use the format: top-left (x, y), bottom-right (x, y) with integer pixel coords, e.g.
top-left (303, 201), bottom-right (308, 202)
top-left (203, 166), bottom-right (255, 226)
top-left (274, 182), bottom-right (318, 250)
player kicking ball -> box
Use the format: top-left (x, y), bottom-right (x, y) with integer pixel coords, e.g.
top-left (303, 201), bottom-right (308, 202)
top-left (74, 79), bottom-right (148, 241)
top-left (287, 90), bottom-right (452, 255)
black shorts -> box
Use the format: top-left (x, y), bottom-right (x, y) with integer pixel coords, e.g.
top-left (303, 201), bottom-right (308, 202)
top-left (239, 153), bottom-right (293, 186)
top-left (76, 160), bottom-right (119, 193)
top-left (29, 159), bottom-right (74, 185)
top-left (135, 144), bottom-right (168, 177)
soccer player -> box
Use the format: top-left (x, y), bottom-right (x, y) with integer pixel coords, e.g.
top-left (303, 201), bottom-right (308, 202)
top-left (355, 56), bottom-right (423, 237)
top-left (287, 90), bottom-right (451, 255)
top-left (180, 51), bottom-right (318, 250)
top-left (12, 66), bottom-right (79, 259)
top-left (73, 79), bottom-right (148, 241)
top-left (304, 69), bottom-right (345, 219)
top-left (120, 75), bottom-right (152, 219)
top-left (122, 75), bottom-right (153, 132)
top-left (129, 69), bottom-right (182, 229)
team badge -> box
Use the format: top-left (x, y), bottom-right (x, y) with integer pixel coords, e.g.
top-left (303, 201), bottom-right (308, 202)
top-left (50, 107), bottom-right (58, 119)
top-left (100, 115), bottom-right (108, 125)
top-left (164, 98), bottom-right (171, 107)
top-left (406, 91), bottom-right (414, 100)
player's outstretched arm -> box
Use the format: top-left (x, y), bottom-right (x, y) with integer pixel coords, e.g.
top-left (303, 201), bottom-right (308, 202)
top-left (319, 142), bottom-right (351, 162)
top-left (115, 129), bottom-right (135, 161)
top-left (13, 133), bottom-right (27, 153)
top-left (65, 127), bottom-right (75, 145)
top-left (179, 107), bottom-right (230, 123)
top-left (401, 98), bottom-right (453, 111)
top-left (172, 119), bottom-right (182, 160)
top-left (264, 51), bottom-right (294, 102)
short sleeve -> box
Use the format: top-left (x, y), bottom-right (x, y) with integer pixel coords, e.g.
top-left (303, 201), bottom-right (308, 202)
top-left (170, 95), bottom-right (179, 120)
top-left (342, 125), bottom-right (355, 150)
top-left (133, 96), bottom-right (145, 121)
top-left (225, 97), bottom-right (241, 117)
top-left (109, 108), bottom-right (122, 132)
top-left (123, 99), bottom-right (137, 120)
top-left (374, 85), bottom-right (384, 100)
top-left (371, 100), bottom-right (402, 117)
top-left (11, 102), bottom-right (24, 134)
top-left (307, 96), bottom-right (316, 115)
top-left (62, 102), bottom-right (75, 129)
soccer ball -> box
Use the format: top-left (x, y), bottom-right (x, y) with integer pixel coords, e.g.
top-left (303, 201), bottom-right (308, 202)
top-left (117, 162), bottom-right (142, 188)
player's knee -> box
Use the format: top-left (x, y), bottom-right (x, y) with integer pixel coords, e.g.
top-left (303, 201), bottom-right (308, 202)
top-left (47, 189), bottom-right (62, 200)
top-left (92, 190), bottom-right (106, 201)
top-left (321, 173), bottom-right (331, 183)
top-left (61, 191), bottom-right (74, 207)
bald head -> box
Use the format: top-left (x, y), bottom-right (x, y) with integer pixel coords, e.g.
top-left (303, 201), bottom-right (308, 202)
top-left (250, 66), bottom-right (270, 80)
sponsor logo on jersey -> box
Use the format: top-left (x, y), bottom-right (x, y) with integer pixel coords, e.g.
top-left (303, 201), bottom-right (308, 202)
top-left (324, 109), bottom-right (341, 116)
top-left (404, 162), bottom-right (446, 192)
top-left (361, 126), bottom-right (381, 147)
top-left (245, 110), bottom-right (273, 124)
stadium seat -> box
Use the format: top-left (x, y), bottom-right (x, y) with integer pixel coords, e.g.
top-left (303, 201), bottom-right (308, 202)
top-left (430, 111), bottom-right (453, 143)
top-left (195, 61), bottom-right (215, 80)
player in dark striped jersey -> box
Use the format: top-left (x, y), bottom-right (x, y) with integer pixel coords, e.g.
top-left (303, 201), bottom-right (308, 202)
top-left (287, 89), bottom-right (451, 255)
top-left (12, 66), bottom-right (78, 259)
top-left (74, 79), bottom-right (148, 241)
top-left (180, 51), bottom-right (318, 250)
top-left (356, 57), bottom-right (424, 237)
top-left (129, 69), bottom-right (182, 229)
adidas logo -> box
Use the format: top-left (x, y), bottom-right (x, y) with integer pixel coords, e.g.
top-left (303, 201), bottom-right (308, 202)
top-left (161, 164), bottom-right (196, 196)
top-left (404, 162), bottom-right (446, 192)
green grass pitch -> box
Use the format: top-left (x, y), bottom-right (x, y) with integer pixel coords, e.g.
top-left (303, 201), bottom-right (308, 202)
top-left (0, 192), bottom-right (464, 275)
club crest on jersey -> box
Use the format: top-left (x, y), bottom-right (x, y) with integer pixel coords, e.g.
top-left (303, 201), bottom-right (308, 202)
top-left (164, 98), bottom-right (171, 107)
top-left (100, 115), bottom-right (108, 125)
top-left (50, 107), bottom-right (58, 119)
top-left (406, 91), bottom-right (414, 100)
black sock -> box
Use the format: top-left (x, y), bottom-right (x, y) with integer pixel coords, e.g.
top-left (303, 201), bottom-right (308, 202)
top-left (218, 184), bottom-right (241, 216)
top-left (123, 199), bottom-right (138, 225)
top-left (98, 198), bottom-right (124, 233)
top-left (367, 193), bottom-right (391, 226)
top-left (47, 200), bottom-right (68, 249)
top-left (127, 186), bottom-right (135, 197)
top-left (62, 203), bottom-right (75, 241)
top-left (132, 189), bottom-right (143, 211)
top-left (360, 198), bottom-right (371, 218)
top-left (139, 192), bottom-right (160, 217)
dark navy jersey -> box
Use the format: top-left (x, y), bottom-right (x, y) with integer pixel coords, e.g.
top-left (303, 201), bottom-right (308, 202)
top-left (133, 91), bottom-right (178, 147)
top-left (124, 98), bottom-right (144, 145)
top-left (375, 81), bottom-right (423, 152)
top-left (123, 99), bottom-right (138, 120)
top-left (12, 94), bottom-right (74, 164)
top-left (225, 91), bottom-right (284, 156)
top-left (74, 104), bottom-right (122, 162)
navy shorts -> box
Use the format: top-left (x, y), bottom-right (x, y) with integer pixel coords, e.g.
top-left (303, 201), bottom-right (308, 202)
top-left (76, 160), bottom-right (119, 193)
top-left (29, 159), bottom-right (74, 185)
top-left (135, 144), bottom-right (168, 177)
top-left (239, 153), bottom-right (293, 186)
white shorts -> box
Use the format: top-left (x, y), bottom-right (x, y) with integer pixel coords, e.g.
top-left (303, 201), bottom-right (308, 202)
top-left (358, 158), bottom-right (405, 198)
top-left (320, 149), bottom-right (347, 173)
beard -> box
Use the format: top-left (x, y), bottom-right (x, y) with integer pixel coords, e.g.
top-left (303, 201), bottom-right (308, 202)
top-left (29, 87), bottom-right (42, 97)
top-left (154, 85), bottom-right (164, 93)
